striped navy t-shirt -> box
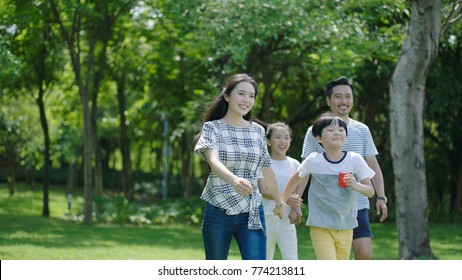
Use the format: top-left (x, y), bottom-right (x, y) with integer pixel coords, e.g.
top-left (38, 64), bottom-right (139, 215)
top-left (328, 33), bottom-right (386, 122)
top-left (301, 118), bottom-right (378, 210)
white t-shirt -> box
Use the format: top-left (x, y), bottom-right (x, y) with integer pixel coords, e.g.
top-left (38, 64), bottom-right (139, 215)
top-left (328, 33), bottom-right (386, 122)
top-left (299, 151), bottom-right (375, 230)
top-left (262, 157), bottom-right (300, 216)
top-left (301, 118), bottom-right (378, 210)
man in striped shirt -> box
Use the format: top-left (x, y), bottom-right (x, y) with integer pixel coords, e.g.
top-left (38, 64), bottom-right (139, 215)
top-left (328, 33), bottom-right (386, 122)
top-left (290, 76), bottom-right (388, 260)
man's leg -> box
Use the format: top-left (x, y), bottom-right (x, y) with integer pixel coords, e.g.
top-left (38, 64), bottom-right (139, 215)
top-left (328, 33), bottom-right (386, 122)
top-left (352, 208), bottom-right (373, 260)
top-left (352, 237), bottom-right (372, 260)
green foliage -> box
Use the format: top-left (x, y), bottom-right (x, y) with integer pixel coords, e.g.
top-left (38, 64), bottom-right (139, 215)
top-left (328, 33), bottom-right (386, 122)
top-left (63, 193), bottom-right (205, 226)
top-left (0, 34), bottom-right (21, 87)
top-left (425, 21), bottom-right (462, 215)
top-left (0, 96), bottom-right (43, 170)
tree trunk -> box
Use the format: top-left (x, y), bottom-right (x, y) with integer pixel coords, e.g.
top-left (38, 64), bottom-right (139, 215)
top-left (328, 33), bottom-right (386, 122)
top-left (49, 0), bottom-right (93, 224)
top-left (389, 0), bottom-right (440, 259)
top-left (6, 146), bottom-right (17, 196)
top-left (66, 147), bottom-right (81, 195)
top-left (25, 167), bottom-right (36, 190)
top-left (92, 96), bottom-right (104, 196)
top-left (181, 134), bottom-right (192, 199)
top-left (37, 88), bottom-right (51, 217)
top-left (116, 77), bottom-right (134, 200)
top-left (81, 88), bottom-right (94, 224)
top-left (36, 27), bottom-right (51, 217)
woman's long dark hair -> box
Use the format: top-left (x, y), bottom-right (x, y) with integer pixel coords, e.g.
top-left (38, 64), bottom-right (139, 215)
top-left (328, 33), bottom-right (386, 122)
top-left (200, 73), bottom-right (258, 126)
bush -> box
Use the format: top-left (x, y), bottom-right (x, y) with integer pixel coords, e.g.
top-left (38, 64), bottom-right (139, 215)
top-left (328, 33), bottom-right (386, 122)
top-left (62, 194), bottom-right (205, 226)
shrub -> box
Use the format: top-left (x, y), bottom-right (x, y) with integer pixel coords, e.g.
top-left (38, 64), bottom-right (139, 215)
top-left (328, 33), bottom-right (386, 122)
top-left (62, 194), bottom-right (205, 226)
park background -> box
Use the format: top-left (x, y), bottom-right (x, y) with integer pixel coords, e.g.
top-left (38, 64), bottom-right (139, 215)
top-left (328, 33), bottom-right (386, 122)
top-left (1, 0), bottom-right (461, 260)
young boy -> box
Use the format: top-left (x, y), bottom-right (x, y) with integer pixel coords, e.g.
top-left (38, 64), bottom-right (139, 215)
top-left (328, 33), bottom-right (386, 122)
top-left (282, 113), bottom-right (375, 260)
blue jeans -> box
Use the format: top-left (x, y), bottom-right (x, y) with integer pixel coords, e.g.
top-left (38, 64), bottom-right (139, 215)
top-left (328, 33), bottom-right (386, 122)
top-left (202, 202), bottom-right (266, 260)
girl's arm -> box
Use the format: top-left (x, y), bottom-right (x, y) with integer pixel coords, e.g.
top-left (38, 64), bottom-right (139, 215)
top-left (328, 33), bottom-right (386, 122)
top-left (261, 172), bottom-right (304, 204)
top-left (261, 166), bottom-right (284, 218)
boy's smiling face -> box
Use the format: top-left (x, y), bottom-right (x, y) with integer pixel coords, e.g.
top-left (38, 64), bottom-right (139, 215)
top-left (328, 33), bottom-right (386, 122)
top-left (316, 121), bottom-right (347, 149)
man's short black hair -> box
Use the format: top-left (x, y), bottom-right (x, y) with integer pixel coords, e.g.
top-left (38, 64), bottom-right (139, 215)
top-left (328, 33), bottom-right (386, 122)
top-left (325, 76), bottom-right (354, 97)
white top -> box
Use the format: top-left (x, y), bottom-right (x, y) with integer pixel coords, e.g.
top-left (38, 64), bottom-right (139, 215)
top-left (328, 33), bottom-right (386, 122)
top-left (299, 151), bottom-right (375, 230)
top-left (262, 157), bottom-right (300, 216)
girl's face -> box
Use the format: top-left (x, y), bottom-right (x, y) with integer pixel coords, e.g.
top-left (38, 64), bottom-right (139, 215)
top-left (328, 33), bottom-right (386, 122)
top-left (224, 82), bottom-right (255, 117)
top-left (267, 126), bottom-right (291, 158)
top-left (316, 123), bottom-right (347, 148)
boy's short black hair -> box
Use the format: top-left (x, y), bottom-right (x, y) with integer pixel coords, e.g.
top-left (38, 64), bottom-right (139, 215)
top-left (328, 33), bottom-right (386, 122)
top-left (312, 112), bottom-right (348, 139)
top-left (325, 76), bottom-right (354, 97)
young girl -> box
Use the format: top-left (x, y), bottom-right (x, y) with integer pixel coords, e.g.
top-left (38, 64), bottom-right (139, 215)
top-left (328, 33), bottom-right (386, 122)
top-left (194, 74), bottom-right (284, 260)
top-left (258, 122), bottom-right (302, 260)
top-left (282, 113), bottom-right (375, 260)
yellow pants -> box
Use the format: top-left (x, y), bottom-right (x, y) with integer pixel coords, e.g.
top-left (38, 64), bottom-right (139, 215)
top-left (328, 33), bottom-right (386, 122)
top-left (309, 226), bottom-right (353, 260)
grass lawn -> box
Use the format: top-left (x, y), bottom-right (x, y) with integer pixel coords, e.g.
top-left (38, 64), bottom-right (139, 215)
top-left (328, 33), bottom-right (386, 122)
top-left (1, 185), bottom-right (461, 260)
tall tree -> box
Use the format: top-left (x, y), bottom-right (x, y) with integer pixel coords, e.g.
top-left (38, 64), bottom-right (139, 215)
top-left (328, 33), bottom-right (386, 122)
top-left (16, 1), bottom-right (63, 217)
top-left (2, 1), bottom-right (64, 216)
top-left (389, 0), bottom-right (462, 259)
top-left (49, 0), bottom-right (133, 223)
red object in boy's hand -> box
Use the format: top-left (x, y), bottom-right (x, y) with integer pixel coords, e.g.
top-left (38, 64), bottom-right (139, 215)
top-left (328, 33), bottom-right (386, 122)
top-left (338, 172), bottom-right (352, 188)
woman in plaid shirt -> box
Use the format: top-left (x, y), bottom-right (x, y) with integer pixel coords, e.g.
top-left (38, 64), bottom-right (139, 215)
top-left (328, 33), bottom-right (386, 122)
top-left (195, 74), bottom-right (284, 260)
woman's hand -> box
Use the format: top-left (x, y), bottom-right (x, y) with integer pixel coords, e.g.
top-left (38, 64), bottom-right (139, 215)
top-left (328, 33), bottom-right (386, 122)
top-left (232, 178), bottom-right (253, 196)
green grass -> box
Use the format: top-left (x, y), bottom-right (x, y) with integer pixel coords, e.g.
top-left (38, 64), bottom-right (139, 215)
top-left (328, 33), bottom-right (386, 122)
top-left (1, 184), bottom-right (461, 260)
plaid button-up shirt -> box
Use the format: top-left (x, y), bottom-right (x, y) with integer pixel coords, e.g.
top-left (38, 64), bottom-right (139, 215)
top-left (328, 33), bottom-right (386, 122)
top-left (195, 119), bottom-right (271, 230)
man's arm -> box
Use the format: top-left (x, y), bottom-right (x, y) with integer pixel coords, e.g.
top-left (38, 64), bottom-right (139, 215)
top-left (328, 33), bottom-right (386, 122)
top-left (365, 155), bottom-right (388, 222)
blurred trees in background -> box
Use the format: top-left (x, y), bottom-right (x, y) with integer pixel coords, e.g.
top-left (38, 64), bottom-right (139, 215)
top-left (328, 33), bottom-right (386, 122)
top-left (1, 0), bottom-right (461, 257)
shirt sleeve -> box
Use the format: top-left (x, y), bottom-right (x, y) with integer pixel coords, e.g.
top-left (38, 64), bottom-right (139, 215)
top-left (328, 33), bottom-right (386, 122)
top-left (301, 126), bottom-right (321, 159)
top-left (362, 126), bottom-right (379, 158)
top-left (194, 122), bottom-right (217, 159)
top-left (297, 153), bottom-right (314, 178)
top-left (258, 125), bottom-right (271, 169)
top-left (354, 154), bottom-right (376, 181)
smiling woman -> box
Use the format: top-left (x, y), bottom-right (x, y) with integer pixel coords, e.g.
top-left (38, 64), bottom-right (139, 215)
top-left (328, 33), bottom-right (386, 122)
top-left (194, 73), bottom-right (285, 260)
